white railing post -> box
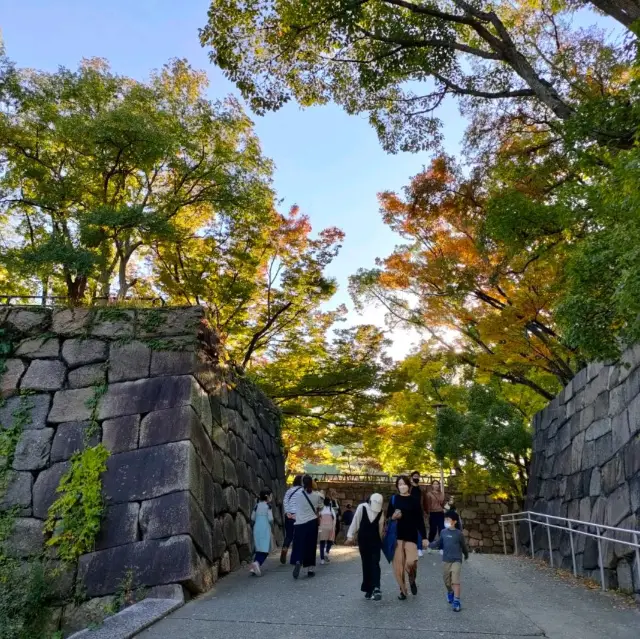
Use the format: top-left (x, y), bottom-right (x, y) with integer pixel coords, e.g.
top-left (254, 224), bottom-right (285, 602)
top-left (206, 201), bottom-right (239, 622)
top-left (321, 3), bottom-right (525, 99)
top-left (528, 514), bottom-right (534, 559)
top-left (568, 521), bottom-right (577, 577)
top-left (512, 518), bottom-right (518, 556)
top-left (634, 532), bottom-right (639, 592)
top-left (546, 515), bottom-right (554, 567)
top-left (502, 520), bottom-right (507, 555)
top-left (597, 528), bottom-right (606, 591)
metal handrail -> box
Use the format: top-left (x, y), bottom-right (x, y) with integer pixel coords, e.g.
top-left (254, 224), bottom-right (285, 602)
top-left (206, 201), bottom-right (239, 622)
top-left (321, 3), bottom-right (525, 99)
top-left (307, 471), bottom-right (455, 484)
top-left (500, 511), bottom-right (640, 592)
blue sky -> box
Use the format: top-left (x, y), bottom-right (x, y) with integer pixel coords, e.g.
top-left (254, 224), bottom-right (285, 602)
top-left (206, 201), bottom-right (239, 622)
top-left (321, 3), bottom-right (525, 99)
top-left (2, 1), bottom-right (473, 357)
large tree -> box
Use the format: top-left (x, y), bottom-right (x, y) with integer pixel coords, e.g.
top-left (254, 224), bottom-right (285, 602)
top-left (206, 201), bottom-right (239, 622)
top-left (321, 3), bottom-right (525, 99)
top-left (350, 155), bottom-right (578, 400)
top-left (0, 58), bottom-right (274, 303)
top-left (201, 0), bottom-right (637, 152)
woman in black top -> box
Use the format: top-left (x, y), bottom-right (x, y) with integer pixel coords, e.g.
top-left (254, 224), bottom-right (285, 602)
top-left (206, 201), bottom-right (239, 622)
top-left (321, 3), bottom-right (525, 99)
top-left (387, 475), bottom-right (427, 600)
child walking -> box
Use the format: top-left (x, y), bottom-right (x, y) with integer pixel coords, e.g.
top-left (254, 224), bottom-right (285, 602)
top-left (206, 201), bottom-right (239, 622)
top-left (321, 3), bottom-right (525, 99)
top-left (346, 493), bottom-right (385, 601)
top-left (319, 497), bottom-right (336, 564)
top-left (250, 489), bottom-right (274, 576)
top-left (428, 511), bottom-right (469, 611)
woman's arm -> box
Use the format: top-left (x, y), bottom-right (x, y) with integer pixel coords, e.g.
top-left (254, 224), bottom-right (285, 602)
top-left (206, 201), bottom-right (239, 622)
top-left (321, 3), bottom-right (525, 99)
top-left (386, 498), bottom-right (395, 519)
top-left (347, 504), bottom-right (364, 540)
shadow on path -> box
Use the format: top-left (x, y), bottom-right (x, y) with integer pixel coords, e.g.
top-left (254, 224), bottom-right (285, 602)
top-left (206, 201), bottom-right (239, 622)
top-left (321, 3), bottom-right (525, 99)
top-left (138, 547), bottom-right (640, 639)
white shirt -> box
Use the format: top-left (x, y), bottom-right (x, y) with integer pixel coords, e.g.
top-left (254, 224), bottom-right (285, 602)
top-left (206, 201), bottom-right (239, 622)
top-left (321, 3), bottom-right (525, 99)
top-left (283, 485), bottom-right (302, 515)
top-left (347, 503), bottom-right (385, 540)
top-left (293, 490), bottom-right (323, 526)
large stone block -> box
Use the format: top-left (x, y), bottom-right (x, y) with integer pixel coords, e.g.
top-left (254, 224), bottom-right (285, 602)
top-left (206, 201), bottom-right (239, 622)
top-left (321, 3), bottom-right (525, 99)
top-left (90, 309), bottom-right (135, 338)
top-left (210, 448), bottom-right (224, 484)
top-left (95, 502), bottom-right (140, 550)
top-left (0, 471), bottom-right (32, 513)
top-left (108, 340), bottom-right (151, 382)
top-left (102, 414), bottom-right (140, 454)
top-left (96, 375), bottom-right (202, 421)
top-left (611, 409), bottom-right (631, 453)
top-left (62, 337), bottom-right (108, 367)
top-left (606, 484), bottom-right (631, 527)
top-left (137, 307), bottom-right (204, 338)
top-left (235, 512), bottom-right (250, 546)
top-left (150, 340), bottom-right (198, 377)
top-left (12, 428), bottom-right (54, 470)
top-left (212, 519), bottom-right (226, 560)
top-left (62, 595), bottom-right (116, 636)
top-left (624, 434), bottom-right (640, 479)
top-left (102, 441), bottom-right (199, 503)
top-left (1, 517), bottom-right (44, 557)
top-left (212, 426), bottom-right (229, 452)
top-left (601, 456), bottom-right (625, 495)
top-left (52, 308), bottom-right (91, 335)
top-left (222, 512), bottom-right (236, 546)
top-left (33, 462), bottom-right (70, 519)
top-left (630, 474), bottom-right (640, 514)
top-left (589, 467), bottom-right (602, 497)
top-left (48, 387), bottom-right (94, 423)
top-left (222, 486), bottom-right (238, 514)
top-left (6, 308), bottom-right (50, 333)
top-left (68, 363), bottom-right (106, 389)
top-left (20, 359), bottom-right (66, 392)
top-left (223, 456), bottom-right (238, 486)
top-left (1, 359), bottom-right (25, 397)
top-left (139, 406), bottom-right (214, 472)
top-left (15, 336), bottom-right (60, 359)
top-left (50, 421), bottom-right (100, 462)
top-left (586, 418), bottom-right (611, 442)
top-left (237, 488), bottom-right (253, 519)
top-left (0, 393), bottom-right (50, 430)
top-left (627, 392), bottom-right (640, 437)
top-left (78, 535), bottom-right (202, 597)
top-left (595, 433), bottom-right (614, 467)
top-left (139, 491), bottom-right (213, 561)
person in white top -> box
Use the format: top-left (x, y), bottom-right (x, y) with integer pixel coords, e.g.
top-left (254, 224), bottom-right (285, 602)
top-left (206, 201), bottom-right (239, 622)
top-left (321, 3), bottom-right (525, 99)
top-left (318, 497), bottom-right (337, 564)
top-left (346, 493), bottom-right (385, 600)
top-left (291, 474), bottom-right (323, 579)
top-left (280, 475), bottom-right (302, 564)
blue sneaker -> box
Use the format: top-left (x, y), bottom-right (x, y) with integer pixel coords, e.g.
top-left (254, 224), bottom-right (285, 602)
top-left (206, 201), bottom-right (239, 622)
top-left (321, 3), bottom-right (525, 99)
top-left (452, 599), bottom-right (461, 612)
top-left (447, 591), bottom-right (454, 605)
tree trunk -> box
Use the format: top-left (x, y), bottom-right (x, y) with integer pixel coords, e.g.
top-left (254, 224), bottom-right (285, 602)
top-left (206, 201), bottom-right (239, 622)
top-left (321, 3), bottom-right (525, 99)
top-left (589, 0), bottom-right (640, 30)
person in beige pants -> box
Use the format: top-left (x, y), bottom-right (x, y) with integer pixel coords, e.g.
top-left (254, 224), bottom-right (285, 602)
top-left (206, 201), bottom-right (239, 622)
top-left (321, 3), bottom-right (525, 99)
top-left (386, 476), bottom-right (427, 600)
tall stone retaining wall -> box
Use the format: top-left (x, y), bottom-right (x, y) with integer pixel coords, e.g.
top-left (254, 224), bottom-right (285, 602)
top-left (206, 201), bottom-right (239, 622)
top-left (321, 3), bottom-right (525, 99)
top-left (526, 346), bottom-right (640, 594)
top-left (316, 480), bottom-right (516, 553)
top-left (0, 305), bottom-right (285, 635)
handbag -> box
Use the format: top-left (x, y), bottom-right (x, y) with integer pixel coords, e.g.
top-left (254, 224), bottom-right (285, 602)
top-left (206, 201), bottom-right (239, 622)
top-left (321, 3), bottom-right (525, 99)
top-left (382, 495), bottom-right (397, 563)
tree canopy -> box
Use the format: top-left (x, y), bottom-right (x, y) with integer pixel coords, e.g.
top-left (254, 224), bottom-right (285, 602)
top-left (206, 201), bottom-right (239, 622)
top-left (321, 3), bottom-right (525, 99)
top-left (201, 0), bottom-right (638, 151)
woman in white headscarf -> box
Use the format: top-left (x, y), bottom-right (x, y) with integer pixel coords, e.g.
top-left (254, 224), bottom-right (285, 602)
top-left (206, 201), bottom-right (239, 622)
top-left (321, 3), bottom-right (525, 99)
top-left (346, 493), bottom-right (385, 601)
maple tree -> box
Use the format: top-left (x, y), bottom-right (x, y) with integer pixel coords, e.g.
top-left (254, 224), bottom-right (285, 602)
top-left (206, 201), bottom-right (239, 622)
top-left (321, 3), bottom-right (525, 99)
top-left (253, 318), bottom-right (392, 471)
top-left (350, 155), bottom-right (578, 401)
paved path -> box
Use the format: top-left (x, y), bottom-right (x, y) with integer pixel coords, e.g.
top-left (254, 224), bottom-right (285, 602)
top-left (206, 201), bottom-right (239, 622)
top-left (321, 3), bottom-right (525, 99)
top-left (138, 547), bottom-right (640, 639)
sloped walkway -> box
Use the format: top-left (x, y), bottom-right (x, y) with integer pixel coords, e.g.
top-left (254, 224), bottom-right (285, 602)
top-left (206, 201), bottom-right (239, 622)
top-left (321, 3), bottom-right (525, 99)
top-left (138, 547), bottom-right (640, 639)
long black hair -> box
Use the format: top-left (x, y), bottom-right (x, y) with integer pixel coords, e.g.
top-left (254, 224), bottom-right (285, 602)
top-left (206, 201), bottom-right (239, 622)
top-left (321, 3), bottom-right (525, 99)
top-left (302, 474), bottom-right (314, 493)
top-left (292, 474), bottom-right (302, 487)
top-left (395, 475), bottom-right (411, 491)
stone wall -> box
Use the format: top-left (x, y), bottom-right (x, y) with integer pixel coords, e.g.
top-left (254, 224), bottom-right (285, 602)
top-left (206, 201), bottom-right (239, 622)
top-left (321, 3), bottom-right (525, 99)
top-left (0, 305), bottom-right (285, 635)
top-left (526, 346), bottom-right (640, 594)
top-left (316, 480), bottom-right (516, 553)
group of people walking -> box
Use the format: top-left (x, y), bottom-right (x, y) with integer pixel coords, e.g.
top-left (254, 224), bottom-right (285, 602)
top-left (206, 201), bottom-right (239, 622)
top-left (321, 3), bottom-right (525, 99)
top-left (249, 471), bottom-right (469, 612)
